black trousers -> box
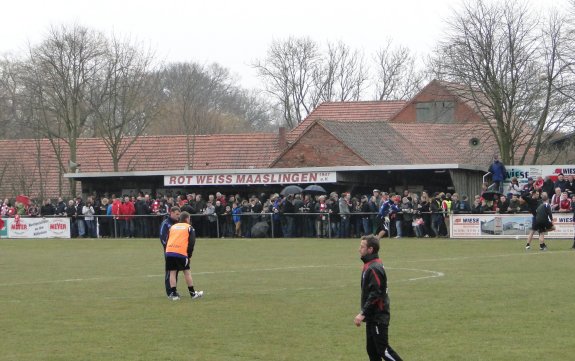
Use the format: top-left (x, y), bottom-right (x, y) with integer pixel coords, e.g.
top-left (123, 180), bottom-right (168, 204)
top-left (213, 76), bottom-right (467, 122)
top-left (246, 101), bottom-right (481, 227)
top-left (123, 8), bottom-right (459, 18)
top-left (365, 322), bottom-right (402, 361)
top-left (163, 250), bottom-right (178, 296)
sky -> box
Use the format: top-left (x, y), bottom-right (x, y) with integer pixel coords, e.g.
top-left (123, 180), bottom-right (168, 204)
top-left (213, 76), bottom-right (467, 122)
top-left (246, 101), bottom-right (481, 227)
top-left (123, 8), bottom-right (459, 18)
top-left (0, 0), bottom-right (568, 90)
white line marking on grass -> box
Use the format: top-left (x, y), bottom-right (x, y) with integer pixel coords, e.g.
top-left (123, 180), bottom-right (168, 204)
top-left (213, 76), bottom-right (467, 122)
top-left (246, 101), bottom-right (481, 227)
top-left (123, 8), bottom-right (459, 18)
top-left (0, 277), bottom-right (110, 287)
top-left (400, 249), bottom-right (572, 264)
top-left (0, 265), bottom-right (357, 287)
top-left (137, 268), bottom-right (445, 298)
top-left (389, 267), bottom-right (445, 281)
top-left (0, 264), bottom-right (442, 287)
top-left (5, 249), bottom-right (567, 288)
top-left (144, 264), bottom-right (358, 278)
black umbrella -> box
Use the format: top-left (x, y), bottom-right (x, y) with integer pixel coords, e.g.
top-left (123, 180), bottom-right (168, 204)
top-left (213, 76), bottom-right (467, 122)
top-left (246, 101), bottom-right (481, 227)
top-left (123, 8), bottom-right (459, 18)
top-left (251, 221), bottom-right (269, 238)
top-left (280, 185), bottom-right (303, 196)
top-left (303, 184), bottom-right (327, 195)
top-left (482, 190), bottom-right (504, 201)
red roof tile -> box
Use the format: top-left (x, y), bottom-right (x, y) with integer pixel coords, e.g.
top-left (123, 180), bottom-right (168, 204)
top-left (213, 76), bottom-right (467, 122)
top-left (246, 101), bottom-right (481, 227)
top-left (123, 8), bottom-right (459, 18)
top-left (388, 123), bottom-right (496, 165)
top-left (287, 101), bottom-right (407, 143)
top-left (0, 133), bottom-right (279, 198)
top-left (318, 121), bottom-right (496, 166)
top-left (0, 80), bottom-right (537, 199)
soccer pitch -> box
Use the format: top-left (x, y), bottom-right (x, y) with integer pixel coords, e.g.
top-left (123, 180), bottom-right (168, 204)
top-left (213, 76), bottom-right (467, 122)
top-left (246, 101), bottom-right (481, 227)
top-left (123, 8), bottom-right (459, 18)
top-left (1, 237), bottom-right (573, 361)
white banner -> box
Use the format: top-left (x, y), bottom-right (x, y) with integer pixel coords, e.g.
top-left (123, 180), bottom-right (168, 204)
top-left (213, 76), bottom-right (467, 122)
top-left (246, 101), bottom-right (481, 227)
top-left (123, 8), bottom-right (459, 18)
top-left (450, 214), bottom-right (574, 238)
top-left (503, 164), bottom-right (575, 190)
top-left (164, 171), bottom-right (337, 186)
top-left (6, 217), bottom-right (71, 239)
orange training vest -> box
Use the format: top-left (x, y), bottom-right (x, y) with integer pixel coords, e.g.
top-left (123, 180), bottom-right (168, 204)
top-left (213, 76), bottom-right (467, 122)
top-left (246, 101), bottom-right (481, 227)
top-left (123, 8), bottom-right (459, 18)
top-left (165, 223), bottom-right (191, 257)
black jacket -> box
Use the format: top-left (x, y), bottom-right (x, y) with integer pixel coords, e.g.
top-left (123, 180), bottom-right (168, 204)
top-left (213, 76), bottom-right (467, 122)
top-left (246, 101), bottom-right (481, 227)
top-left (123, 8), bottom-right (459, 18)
top-left (453, 200), bottom-right (471, 213)
top-left (542, 179), bottom-right (555, 197)
top-left (135, 199), bottom-right (150, 215)
top-left (41, 204), bottom-right (55, 216)
top-left (328, 200), bottom-right (340, 222)
top-left (65, 205), bottom-right (76, 218)
top-left (360, 253), bottom-right (391, 325)
top-left (180, 203), bottom-right (194, 214)
top-left (535, 202), bottom-right (553, 225)
top-left (56, 201), bottom-right (67, 215)
top-left (521, 195), bottom-right (540, 216)
top-left (566, 181), bottom-right (575, 196)
top-left (554, 180), bottom-right (568, 192)
top-left (430, 198), bottom-right (443, 218)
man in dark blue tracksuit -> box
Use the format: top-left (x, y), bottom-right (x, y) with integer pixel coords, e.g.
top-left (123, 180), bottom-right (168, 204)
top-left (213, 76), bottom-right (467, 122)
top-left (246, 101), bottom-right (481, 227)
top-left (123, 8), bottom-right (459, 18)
top-left (354, 235), bottom-right (403, 361)
top-left (488, 154), bottom-right (507, 193)
top-left (159, 206), bottom-right (181, 296)
top-left (376, 194), bottom-right (400, 239)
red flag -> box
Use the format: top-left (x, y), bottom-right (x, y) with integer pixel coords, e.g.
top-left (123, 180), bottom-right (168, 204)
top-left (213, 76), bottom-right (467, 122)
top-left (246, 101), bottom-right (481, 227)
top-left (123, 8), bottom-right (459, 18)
top-left (0, 217), bottom-right (4, 230)
top-left (16, 195), bottom-right (30, 206)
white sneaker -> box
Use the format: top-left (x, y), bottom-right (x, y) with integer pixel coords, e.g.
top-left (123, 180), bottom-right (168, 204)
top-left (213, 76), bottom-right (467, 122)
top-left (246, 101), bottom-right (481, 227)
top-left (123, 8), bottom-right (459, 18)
top-left (169, 292), bottom-right (180, 301)
top-left (394, 236), bottom-right (401, 239)
top-left (191, 290), bottom-right (204, 299)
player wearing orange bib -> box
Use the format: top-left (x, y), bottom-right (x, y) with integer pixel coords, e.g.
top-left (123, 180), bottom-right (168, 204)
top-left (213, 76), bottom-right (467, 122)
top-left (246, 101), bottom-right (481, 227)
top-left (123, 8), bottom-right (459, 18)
top-left (165, 211), bottom-right (203, 301)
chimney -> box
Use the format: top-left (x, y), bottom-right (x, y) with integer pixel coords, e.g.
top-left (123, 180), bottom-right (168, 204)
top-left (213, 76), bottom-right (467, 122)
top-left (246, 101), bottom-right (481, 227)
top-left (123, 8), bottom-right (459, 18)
top-left (278, 127), bottom-right (288, 150)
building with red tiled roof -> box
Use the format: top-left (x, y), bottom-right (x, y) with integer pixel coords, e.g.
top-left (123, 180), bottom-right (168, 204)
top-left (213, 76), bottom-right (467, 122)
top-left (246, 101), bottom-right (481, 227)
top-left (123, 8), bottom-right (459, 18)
top-left (287, 100), bottom-right (407, 143)
top-left (0, 80), bottom-right (515, 199)
top-left (0, 133), bottom-right (280, 199)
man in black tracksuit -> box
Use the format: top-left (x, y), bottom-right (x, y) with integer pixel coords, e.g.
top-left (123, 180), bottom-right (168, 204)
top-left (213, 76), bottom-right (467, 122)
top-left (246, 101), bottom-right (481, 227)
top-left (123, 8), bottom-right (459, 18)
top-left (354, 235), bottom-right (403, 361)
top-left (159, 206), bottom-right (181, 296)
top-left (534, 192), bottom-right (554, 251)
top-left (520, 191), bottom-right (542, 250)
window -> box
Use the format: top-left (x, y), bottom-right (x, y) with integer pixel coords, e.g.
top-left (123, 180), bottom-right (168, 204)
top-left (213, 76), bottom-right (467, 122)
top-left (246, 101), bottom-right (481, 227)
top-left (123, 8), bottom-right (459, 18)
top-left (416, 101), bottom-right (454, 123)
top-left (416, 102), bottom-right (432, 122)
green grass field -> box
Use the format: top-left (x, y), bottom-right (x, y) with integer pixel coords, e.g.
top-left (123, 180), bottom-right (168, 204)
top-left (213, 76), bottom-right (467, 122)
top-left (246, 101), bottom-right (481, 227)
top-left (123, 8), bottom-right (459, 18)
top-left (1, 237), bottom-right (574, 361)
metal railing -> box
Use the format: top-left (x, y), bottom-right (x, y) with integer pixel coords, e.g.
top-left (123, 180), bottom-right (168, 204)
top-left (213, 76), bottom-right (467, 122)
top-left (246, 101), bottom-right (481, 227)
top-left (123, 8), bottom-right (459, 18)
top-left (3, 207), bottom-right (559, 239)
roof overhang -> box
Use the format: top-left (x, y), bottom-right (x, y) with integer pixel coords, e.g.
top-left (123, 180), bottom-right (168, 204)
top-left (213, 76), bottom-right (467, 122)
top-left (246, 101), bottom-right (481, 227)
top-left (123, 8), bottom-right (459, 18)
top-left (64, 163), bottom-right (486, 179)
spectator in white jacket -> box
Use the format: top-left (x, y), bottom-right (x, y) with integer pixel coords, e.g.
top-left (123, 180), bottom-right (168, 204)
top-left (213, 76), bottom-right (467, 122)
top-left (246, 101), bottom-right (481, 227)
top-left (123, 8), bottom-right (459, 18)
top-left (82, 197), bottom-right (97, 238)
top-left (507, 177), bottom-right (522, 196)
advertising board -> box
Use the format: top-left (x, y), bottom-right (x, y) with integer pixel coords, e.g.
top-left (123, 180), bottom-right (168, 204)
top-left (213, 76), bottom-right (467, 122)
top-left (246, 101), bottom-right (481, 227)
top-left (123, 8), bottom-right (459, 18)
top-left (502, 164), bottom-right (575, 191)
top-left (6, 217), bottom-right (71, 239)
top-left (450, 214), bottom-right (573, 239)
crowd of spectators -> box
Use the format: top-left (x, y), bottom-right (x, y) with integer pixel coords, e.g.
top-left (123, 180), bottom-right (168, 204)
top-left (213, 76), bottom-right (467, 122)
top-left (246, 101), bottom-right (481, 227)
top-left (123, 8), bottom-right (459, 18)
top-left (0, 173), bottom-right (573, 239)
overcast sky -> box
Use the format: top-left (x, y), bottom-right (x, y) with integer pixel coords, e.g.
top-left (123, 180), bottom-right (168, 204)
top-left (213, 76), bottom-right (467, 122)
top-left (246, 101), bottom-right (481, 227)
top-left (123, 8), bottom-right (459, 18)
top-left (0, 0), bottom-right (568, 89)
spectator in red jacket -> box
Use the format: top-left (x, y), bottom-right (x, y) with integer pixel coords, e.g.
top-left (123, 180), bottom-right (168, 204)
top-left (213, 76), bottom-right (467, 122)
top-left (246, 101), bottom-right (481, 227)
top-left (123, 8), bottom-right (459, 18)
top-left (559, 192), bottom-right (571, 212)
top-left (534, 176), bottom-right (544, 192)
top-left (120, 196), bottom-right (135, 238)
top-left (216, 192), bottom-right (227, 208)
top-left (110, 196), bottom-right (122, 237)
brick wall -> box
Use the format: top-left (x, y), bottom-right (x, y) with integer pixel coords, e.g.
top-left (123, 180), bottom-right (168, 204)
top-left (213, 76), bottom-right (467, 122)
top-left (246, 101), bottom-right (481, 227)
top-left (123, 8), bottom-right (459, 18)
top-left (272, 124), bottom-right (369, 168)
top-left (391, 81), bottom-right (482, 123)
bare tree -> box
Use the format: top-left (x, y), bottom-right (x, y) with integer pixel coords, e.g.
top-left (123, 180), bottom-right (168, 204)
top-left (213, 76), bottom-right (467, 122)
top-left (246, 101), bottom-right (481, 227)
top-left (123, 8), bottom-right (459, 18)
top-left (156, 61), bottom-right (277, 140)
top-left (23, 24), bottom-right (107, 196)
top-left (216, 88), bottom-right (280, 132)
top-left (90, 36), bottom-right (163, 171)
top-left (159, 62), bottom-right (231, 168)
top-left (429, 0), bottom-right (575, 165)
top-left (8, 155), bottom-right (37, 197)
top-left (374, 39), bottom-right (425, 101)
top-left (0, 55), bottom-right (68, 195)
top-left (0, 160), bottom-right (9, 196)
top-left (530, 9), bottom-right (575, 163)
top-left (0, 58), bottom-right (17, 138)
top-left (0, 57), bottom-right (36, 139)
top-left (312, 41), bottom-right (368, 104)
top-left (253, 37), bottom-right (322, 128)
